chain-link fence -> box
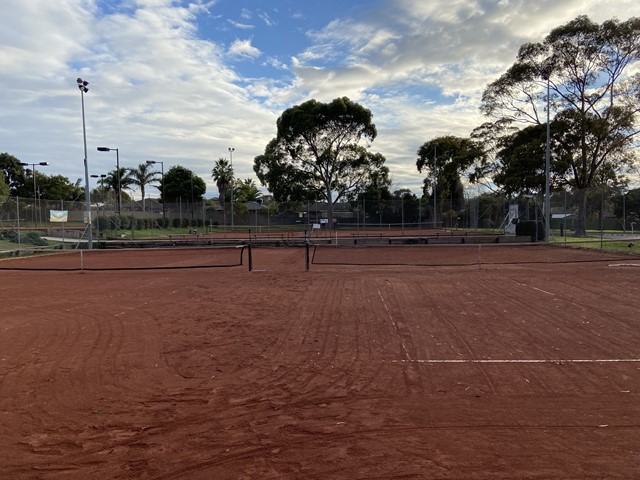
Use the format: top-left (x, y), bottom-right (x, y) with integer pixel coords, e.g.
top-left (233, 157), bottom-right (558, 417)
top-left (1, 186), bottom-right (636, 241)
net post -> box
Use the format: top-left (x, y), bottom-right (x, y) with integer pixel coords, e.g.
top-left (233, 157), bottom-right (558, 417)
top-left (305, 240), bottom-right (310, 271)
top-left (247, 243), bottom-right (253, 271)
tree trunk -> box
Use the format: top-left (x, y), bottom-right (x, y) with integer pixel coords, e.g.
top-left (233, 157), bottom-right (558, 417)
top-left (326, 187), bottom-right (334, 230)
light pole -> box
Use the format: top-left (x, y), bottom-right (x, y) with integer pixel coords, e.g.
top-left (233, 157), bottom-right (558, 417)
top-left (544, 75), bottom-right (551, 242)
top-left (20, 161), bottom-right (49, 225)
top-left (228, 147), bottom-right (235, 231)
top-left (146, 160), bottom-right (165, 218)
top-left (622, 190), bottom-right (626, 232)
top-left (433, 145), bottom-right (437, 228)
top-left (97, 146), bottom-right (121, 215)
top-left (77, 77), bottom-right (93, 249)
top-left (90, 174), bottom-right (106, 239)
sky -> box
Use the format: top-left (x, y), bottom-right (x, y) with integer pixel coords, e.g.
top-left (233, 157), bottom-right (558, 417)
top-left (1, 0), bottom-right (639, 200)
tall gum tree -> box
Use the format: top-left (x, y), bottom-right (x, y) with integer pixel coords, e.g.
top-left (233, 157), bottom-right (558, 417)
top-left (254, 97), bottom-right (387, 225)
top-left (480, 16), bottom-right (640, 235)
top-left (416, 136), bottom-right (484, 201)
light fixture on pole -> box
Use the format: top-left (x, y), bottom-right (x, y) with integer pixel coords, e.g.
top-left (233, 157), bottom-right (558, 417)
top-left (97, 146), bottom-right (121, 215)
top-left (77, 77), bottom-right (93, 249)
top-left (146, 160), bottom-right (165, 218)
top-left (20, 161), bottom-right (49, 225)
top-left (228, 147), bottom-right (235, 231)
top-left (90, 173), bottom-right (107, 190)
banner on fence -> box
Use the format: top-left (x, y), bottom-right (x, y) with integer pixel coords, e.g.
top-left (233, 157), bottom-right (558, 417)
top-left (50, 210), bottom-right (69, 223)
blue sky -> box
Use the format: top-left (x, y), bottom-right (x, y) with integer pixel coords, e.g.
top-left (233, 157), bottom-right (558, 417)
top-left (1, 0), bottom-right (639, 199)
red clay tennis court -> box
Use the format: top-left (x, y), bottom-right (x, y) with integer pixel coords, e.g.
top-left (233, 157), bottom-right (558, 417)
top-left (1, 244), bottom-right (639, 479)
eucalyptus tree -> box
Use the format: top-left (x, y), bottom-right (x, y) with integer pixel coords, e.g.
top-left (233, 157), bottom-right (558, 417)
top-left (254, 97), bottom-right (389, 225)
top-left (480, 15), bottom-right (640, 234)
top-left (0, 152), bottom-right (26, 195)
top-left (416, 136), bottom-right (484, 211)
top-left (163, 166), bottom-right (206, 203)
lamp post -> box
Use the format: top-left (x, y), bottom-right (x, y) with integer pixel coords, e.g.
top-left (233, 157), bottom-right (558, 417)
top-left (77, 77), bottom-right (93, 249)
top-left (228, 147), bottom-right (235, 231)
top-left (433, 145), bottom-right (437, 228)
top-left (20, 161), bottom-right (49, 225)
top-left (145, 160), bottom-right (165, 218)
top-left (90, 174), bottom-right (106, 239)
top-left (622, 190), bottom-right (626, 233)
top-left (97, 146), bottom-right (121, 215)
top-left (544, 75), bottom-right (551, 242)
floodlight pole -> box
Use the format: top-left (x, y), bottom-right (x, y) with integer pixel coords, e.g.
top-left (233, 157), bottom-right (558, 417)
top-left (433, 145), bottom-right (437, 228)
top-left (229, 147), bottom-right (235, 231)
top-left (544, 75), bottom-right (551, 242)
top-left (20, 162), bottom-right (49, 225)
top-left (77, 77), bottom-right (93, 249)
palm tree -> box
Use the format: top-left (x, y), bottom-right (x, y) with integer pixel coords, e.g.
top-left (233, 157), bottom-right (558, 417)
top-left (211, 157), bottom-right (233, 225)
top-left (236, 178), bottom-right (262, 203)
top-left (106, 167), bottom-right (134, 214)
top-left (129, 163), bottom-right (159, 212)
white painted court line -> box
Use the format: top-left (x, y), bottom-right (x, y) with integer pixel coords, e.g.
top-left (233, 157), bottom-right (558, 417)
top-left (511, 279), bottom-right (554, 296)
top-left (389, 359), bottom-right (640, 364)
top-left (531, 286), bottom-right (554, 296)
top-left (375, 281), bottom-right (411, 362)
top-left (609, 263), bottom-right (640, 268)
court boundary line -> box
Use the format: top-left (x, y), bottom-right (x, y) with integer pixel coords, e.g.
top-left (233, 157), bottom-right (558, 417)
top-left (389, 358), bottom-right (640, 364)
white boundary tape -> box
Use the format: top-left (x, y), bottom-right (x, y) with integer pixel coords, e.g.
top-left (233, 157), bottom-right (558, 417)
top-left (609, 263), bottom-right (640, 267)
top-left (390, 359), bottom-right (640, 364)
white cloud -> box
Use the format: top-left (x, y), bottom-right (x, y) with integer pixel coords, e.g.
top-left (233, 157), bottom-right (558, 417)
top-left (258, 12), bottom-right (277, 27)
top-left (227, 39), bottom-right (262, 60)
top-left (227, 19), bottom-right (255, 30)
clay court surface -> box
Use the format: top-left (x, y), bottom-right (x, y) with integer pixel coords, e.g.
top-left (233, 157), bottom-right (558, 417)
top-left (1, 245), bottom-right (640, 479)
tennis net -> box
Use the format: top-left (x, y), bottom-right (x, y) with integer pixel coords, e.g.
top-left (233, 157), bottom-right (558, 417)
top-left (308, 242), bottom-right (637, 267)
top-left (0, 245), bottom-right (247, 271)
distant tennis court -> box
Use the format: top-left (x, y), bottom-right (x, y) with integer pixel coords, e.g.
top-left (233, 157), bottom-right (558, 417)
top-left (308, 242), bottom-right (637, 267)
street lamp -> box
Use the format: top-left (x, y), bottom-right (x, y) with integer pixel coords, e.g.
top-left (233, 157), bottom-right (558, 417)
top-left (77, 77), bottom-right (93, 249)
top-left (97, 146), bottom-right (121, 215)
top-left (622, 190), bottom-right (627, 233)
top-left (432, 145), bottom-right (437, 228)
top-left (20, 161), bottom-right (49, 225)
top-left (542, 66), bottom-right (552, 242)
top-left (90, 173), bottom-right (107, 190)
top-left (90, 174), bottom-right (107, 240)
top-left (228, 147), bottom-right (235, 231)
top-left (146, 160), bottom-right (165, 218)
